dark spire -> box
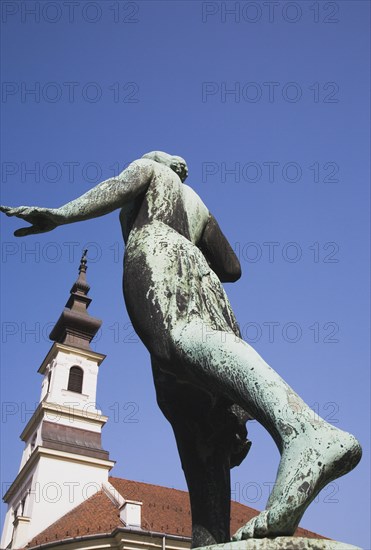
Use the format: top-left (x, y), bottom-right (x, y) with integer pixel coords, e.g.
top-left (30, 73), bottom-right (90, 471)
top-left (70, 248), bottom-right (90, 296)
top-left (49, 250), bottom-right (102, 350)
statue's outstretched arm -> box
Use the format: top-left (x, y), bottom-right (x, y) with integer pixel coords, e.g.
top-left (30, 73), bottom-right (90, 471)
top-left (199, 214), bottom-right (241, 283)
top-left (0, 159), bottom-right (154, 237)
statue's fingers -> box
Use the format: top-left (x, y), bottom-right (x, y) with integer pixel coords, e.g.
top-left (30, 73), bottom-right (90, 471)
top-left (1, 206), bottom-right (29, 217)
top-left (0, 206), bottom-right (16, 216)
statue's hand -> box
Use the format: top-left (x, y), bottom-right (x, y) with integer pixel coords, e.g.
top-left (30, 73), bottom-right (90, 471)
top-left (0, 205), bottom-right (59, 237)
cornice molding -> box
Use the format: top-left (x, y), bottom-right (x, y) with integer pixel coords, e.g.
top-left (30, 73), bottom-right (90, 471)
top-left (20, 401), bottom-right (108, 442)
top-left (3, 447), bottom-right (115, 503)
top-left (38, 342), bottom-right (106, 375)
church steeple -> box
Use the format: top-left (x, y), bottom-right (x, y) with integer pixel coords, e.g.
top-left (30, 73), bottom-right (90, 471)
top-left (1, 255), bottom-right (114, 550)
top-left (70, 248), bottom-right (90, 295)
top-left (49, 250), bottom-right (102, 350)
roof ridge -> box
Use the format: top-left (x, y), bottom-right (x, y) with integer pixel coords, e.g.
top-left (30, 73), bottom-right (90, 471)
top-left (109, 476), bottom-right (189, 495)
top-left (102, 480), bottom-right (125, 508)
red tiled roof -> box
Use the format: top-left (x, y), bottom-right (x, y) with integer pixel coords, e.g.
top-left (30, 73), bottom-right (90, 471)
top-left (26, 477), bottom-right (326, 548)
top-left (26, 490), bottom-right (120, 547)
top-left (109, 478), bottom-right (326, 540)
top-left (110, 477), bottom-right (192, 537)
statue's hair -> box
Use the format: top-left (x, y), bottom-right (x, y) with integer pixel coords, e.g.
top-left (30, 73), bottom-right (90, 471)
top-left (142, 151), bottom-right (173, 164)
top-left (142, 151), bottom-right (187, 167)
top-left (142, 151), bottom-right (188, 182)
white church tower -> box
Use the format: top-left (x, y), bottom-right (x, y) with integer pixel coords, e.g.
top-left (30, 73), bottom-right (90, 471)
top-left (1, 251), bottom-right (115, 549)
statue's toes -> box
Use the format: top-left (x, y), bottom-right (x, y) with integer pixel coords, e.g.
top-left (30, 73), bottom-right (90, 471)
top-left (232, 510), bottom-right (271, 541)
top-left (252, 510), bottom-right (270, 537)
top-left (231, 517), bottom-right (257, 541)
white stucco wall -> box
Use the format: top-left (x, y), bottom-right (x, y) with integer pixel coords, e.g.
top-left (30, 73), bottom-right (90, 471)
top-left (26, 454), bottom-right (110, 541)
top-left (1, 453), bottom-right (112, 549)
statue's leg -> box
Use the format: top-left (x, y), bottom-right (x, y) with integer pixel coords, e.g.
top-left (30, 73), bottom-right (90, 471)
top-left (170, 320), bottom-right (362, 540)
top-left (151, 358), bottom-right (232, 548)
top-left (171, 416), bottom-right (232, 548)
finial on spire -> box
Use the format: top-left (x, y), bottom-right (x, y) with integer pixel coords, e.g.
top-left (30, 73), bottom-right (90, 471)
top-left (78, 249), bottom-right (88, 275)
top-left (72, 249), bottom-right (90, 295)
top-left (49, 249), bottom-right (102, 349)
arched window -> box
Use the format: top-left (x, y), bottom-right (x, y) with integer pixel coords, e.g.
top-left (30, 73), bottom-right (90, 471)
top-left (47, 371), bottom-right (52, 393)
top-left (67, 366), bottom-right (83, 393)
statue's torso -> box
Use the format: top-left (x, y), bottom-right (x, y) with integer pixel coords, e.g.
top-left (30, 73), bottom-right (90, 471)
top-left (119, 163), bottom-right (209, 246)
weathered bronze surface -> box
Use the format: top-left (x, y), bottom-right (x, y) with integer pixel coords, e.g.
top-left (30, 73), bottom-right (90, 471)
top-left (1, 151), bottom-right (362, 548)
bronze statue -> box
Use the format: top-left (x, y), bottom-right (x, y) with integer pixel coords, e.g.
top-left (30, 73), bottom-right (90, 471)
top-left (1, 151), bottom-right (362, 548)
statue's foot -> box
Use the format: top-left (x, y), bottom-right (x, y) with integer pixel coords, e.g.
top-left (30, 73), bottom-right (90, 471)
top-left (232, 426), bottom-right (361, 540)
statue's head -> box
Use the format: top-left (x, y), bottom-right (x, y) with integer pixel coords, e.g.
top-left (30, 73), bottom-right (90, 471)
top-left (142, 151), bottom-right (188, 182)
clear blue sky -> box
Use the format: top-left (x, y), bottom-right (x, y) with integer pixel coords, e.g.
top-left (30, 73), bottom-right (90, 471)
top-left (1, 1), bottom-right (370, 547)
